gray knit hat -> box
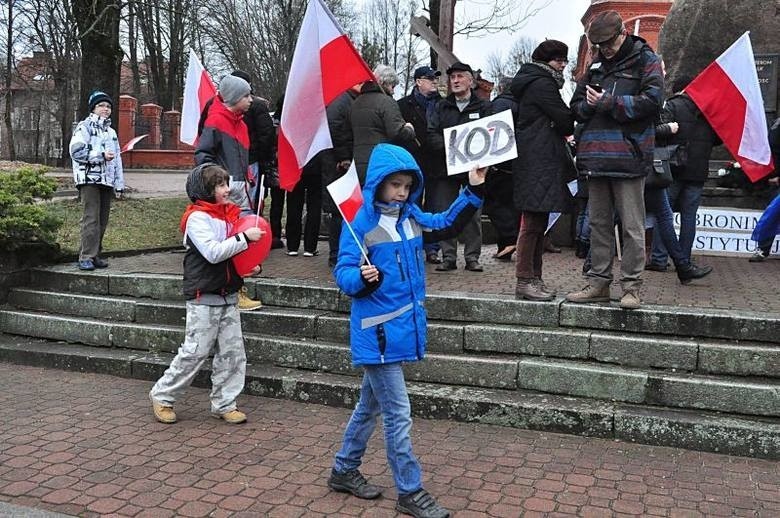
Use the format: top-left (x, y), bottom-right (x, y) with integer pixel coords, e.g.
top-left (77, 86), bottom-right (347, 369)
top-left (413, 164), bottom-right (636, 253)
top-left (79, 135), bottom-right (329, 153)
top-left (219, 75), bottom-right (251, 106)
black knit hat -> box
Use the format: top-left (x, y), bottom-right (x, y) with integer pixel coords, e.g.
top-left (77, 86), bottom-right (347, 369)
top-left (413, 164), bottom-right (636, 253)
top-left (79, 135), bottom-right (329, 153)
top-left (88, 90), bottom-right (113, 112)
top-left (531, 40), bottom-right (569, 63)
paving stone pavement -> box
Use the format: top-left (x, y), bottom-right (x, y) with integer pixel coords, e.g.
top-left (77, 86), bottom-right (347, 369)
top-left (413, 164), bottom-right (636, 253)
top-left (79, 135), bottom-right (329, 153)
top-left (1, 364), bottom-right (780, 517)
top-left (102, 240), bottom-right (780, 314)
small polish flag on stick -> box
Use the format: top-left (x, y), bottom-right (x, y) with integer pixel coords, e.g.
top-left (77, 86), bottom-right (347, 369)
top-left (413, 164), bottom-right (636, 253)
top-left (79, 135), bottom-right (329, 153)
top-left (685, 32), bottom-right (775, 182)
top-left (326, 162), bottom-right (370, 264)
top-left (180, 49), bottom-right (217, 146)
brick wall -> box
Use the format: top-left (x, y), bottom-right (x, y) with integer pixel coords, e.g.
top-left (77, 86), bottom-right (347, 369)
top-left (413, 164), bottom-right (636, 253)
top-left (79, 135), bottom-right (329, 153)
top-left (117, 95), bottom-right (194, 169)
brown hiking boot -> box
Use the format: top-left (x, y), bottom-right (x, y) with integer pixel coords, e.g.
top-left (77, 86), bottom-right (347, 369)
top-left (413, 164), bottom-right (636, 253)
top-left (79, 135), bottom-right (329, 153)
top-left (238, 287), bottom-right (262, 311)
top-left (565, 284), bottom-right (610, 304)
top-left (150, 397), bottom-right (176, 424)
top-left (619, 290), bottom-right (641, 310)
top-left (515, 278), bottom-right (554, 301)
top-left (213, 409), bottom-right (247, 424)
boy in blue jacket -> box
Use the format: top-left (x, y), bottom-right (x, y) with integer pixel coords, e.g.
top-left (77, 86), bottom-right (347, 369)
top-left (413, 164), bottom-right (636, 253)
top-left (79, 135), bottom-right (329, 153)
top-left (328, 144), bottom-right (485, 518)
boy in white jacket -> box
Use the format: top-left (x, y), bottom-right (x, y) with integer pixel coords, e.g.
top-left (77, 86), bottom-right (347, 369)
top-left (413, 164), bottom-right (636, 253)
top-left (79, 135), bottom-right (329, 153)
top-left (69, 91), bottom-right (124, 270)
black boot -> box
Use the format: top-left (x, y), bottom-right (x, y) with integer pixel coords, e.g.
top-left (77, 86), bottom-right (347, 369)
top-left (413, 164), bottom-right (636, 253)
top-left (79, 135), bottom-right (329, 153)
top-left (677, 263), bottom-right (713, 285)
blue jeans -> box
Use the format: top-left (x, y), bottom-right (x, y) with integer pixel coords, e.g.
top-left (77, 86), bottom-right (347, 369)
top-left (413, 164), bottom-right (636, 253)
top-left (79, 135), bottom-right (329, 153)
top-left (651, 181), bottom-right (703, 266)
top-left (644, 187), bottom-right (690, 268)
top-left (333, 362), bottom-right (422, 495)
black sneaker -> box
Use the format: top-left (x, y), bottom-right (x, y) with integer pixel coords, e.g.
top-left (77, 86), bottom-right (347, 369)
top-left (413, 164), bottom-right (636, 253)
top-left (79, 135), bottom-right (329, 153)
top-left (435, 261), bottom-right (456, 272)
top-left (396, 489), bottom-right (450, 518)
top-left (327, 469), bottom-right (381, 499)
top-left (644, 262), bottom-right (668, 272)
top-left (677, 263), bottom-right (713, 285)
top-left (92, 256), bottom-right (109, 268)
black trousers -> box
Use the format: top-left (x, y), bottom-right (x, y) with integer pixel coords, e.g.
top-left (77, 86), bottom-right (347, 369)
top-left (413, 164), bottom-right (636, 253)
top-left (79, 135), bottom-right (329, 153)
top-left (285, 173), bottom-right (323, 253)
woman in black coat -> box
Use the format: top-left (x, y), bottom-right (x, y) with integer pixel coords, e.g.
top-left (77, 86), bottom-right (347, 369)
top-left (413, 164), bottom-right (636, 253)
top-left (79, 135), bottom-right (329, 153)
top-left (511, 40), bottom-right (576, 301)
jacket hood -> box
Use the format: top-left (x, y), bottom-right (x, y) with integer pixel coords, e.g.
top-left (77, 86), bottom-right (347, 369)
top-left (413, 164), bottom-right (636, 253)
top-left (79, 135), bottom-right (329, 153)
top-left (512, 63), bottom-right (553, 96)
top-left (362, 144), bottom-right (423, 213)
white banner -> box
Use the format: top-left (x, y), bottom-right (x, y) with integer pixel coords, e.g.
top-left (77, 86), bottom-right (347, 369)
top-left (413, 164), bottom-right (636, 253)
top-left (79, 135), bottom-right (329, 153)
top-left (443, 110), bottom-right (518, 175)
top-left (671, 206), bottom-right (779, 256)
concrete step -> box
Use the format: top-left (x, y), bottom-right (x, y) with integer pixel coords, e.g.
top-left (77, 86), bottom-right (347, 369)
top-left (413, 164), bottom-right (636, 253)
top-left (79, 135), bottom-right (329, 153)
top-left (9, 287), bottom-right (780, 380)
top-left (3, 306), bottom-right (780, 417)
top-left (28, 267), bottom-right (780, 344)
top-left (518, 357), bottom-right (780, 417)
top-left (2, 333), bottom-right (779, 460)
top-left (0, 309), bottom-right (518, 390)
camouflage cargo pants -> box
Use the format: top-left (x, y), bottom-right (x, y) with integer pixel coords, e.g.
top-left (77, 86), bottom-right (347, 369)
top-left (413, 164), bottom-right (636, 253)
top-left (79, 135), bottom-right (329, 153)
top-left (150, 302), bottom-right (247, 415)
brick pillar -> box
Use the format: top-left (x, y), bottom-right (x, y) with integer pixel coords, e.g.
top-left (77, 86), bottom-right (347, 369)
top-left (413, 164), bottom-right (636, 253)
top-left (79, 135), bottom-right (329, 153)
top-left (139, 103), bottom-right (163, 150)
top-left (161, 110), bottom-right (181, 150)
top-left (117, 95), bottom-right (137, 148)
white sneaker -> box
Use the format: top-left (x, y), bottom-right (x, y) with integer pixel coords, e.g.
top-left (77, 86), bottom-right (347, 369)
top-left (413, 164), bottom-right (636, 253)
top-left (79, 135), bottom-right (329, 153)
top-left (303, 250), bottom-right (319, 257)
top-left (287, 250), bottom-right (298, 256)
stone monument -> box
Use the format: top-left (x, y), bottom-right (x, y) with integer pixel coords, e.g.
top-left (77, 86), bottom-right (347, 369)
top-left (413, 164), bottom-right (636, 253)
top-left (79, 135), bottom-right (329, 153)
top-left (659, 0), bottom-right (780, 117)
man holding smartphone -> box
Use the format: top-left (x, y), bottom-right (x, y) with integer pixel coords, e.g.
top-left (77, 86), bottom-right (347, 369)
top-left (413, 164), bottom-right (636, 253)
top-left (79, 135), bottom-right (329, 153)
top-left (565, 10), bottom-right (664, 310)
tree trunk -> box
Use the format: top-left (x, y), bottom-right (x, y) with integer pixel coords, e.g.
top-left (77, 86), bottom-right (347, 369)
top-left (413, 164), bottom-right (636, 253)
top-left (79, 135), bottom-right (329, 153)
top-left (4, 1), bottom-right (16, 160)
top-left (73, 0), bottom-right (122, 121)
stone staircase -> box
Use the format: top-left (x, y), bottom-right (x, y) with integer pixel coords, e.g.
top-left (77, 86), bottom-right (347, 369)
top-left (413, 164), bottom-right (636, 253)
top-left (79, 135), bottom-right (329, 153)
top-left (2, 266), bottom-right (780, 458)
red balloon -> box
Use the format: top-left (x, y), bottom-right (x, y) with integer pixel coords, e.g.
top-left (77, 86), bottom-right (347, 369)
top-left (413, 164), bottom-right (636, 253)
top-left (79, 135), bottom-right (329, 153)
top-left (229, 215), bottom-right (273, 277)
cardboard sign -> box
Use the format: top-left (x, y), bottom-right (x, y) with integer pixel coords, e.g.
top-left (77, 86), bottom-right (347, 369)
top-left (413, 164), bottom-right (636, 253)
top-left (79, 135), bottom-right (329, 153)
top-left (443, 110), bottom-right (517, 175)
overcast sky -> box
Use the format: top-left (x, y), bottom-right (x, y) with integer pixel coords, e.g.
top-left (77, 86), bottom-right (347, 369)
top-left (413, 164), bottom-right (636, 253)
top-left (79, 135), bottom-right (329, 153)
top-left (452, 0), bottom-right (591, 72)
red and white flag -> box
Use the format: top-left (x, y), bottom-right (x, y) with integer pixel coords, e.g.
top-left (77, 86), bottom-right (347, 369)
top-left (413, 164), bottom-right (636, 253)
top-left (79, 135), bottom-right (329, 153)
top-left (278, 0), bottom-right (374, 191)
top-left (180, 48), bottom-right (217, 146)
top-left (686, 32), bottom-right (775, 182)
top-left (326, 162), bottom-right (363, 222)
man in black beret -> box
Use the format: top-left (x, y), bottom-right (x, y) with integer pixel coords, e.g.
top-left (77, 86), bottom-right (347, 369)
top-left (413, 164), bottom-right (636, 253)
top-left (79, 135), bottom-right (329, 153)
top-left (565, 10), bottom-right (664, 310)
top-left (427, 61), bottom-right (492, 272)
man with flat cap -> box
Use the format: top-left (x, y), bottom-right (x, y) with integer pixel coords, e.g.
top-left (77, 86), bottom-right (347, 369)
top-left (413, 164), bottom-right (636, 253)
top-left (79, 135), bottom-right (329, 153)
top-left (398, 66), bottom-right (444, 264)
top-left (427, 61), bottom-right (492, 272)
top-left (565, 10), bottom-right (663, 310)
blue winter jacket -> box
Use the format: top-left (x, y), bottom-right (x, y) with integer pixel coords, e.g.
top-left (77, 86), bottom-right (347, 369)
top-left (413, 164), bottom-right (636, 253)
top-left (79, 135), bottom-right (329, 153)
top-left (334, 144), bottom-right (483, 367)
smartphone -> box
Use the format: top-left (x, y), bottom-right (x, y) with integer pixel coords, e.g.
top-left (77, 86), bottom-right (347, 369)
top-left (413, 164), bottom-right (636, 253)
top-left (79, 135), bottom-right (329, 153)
top-left (588, 83), bottom-right (603, 93)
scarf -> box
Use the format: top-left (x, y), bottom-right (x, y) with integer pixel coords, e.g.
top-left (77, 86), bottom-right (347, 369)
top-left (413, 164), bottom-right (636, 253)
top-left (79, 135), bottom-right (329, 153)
top-left (413, 87), bottom-right (440, 121)
top-left (180, 200), bottom-right (241, 233)
top-left (532, 61), bottom-right (565, 89)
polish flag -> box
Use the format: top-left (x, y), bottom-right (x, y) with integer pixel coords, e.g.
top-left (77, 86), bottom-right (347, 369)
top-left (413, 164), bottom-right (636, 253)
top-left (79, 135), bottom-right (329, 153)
top-left (278, 0), bottom-right (374, 191)
top-left (180, 49), bottom-right (217, 146)
top-left (326, 162), bottom-right (363, 222)
top-left (685, 32), bottom-right (774, 182)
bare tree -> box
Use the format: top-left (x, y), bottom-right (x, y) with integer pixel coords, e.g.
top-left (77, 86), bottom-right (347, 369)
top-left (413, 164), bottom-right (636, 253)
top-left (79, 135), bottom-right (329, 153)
top-left (453, 0), bottom-right (554, 36)
top-left (3, 0), bottom-right (17, 159)
top-left (484, 36), bottom-right (539, 82)
top-left (199, 0), bottom-right (353, 104)
top-left (18, 0), bottom-right (81, 165)
top-left (72, 0), bottom-right (122, 120)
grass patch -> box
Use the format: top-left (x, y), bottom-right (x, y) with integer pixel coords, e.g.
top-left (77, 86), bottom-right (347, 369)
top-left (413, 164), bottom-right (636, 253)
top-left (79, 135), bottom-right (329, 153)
top-left (45, 197), bottom-right (189, 255)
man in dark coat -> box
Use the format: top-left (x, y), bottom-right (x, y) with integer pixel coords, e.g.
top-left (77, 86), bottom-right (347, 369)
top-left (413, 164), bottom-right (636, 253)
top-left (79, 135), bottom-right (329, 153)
top-left (510, 40), bottom-right (575, 300)
top-left (350, 65), bottom-right (415, 182)
top-left (323, 86), bottom-right (359, 267)
top-left (427, 61), bottom-right (492, 272)
top-left (398, 65), bottom-right (444, 264)
top-left (565, 11), bottom-right (664, 310)
top-left (649, 75), bottom-right (721, 268)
